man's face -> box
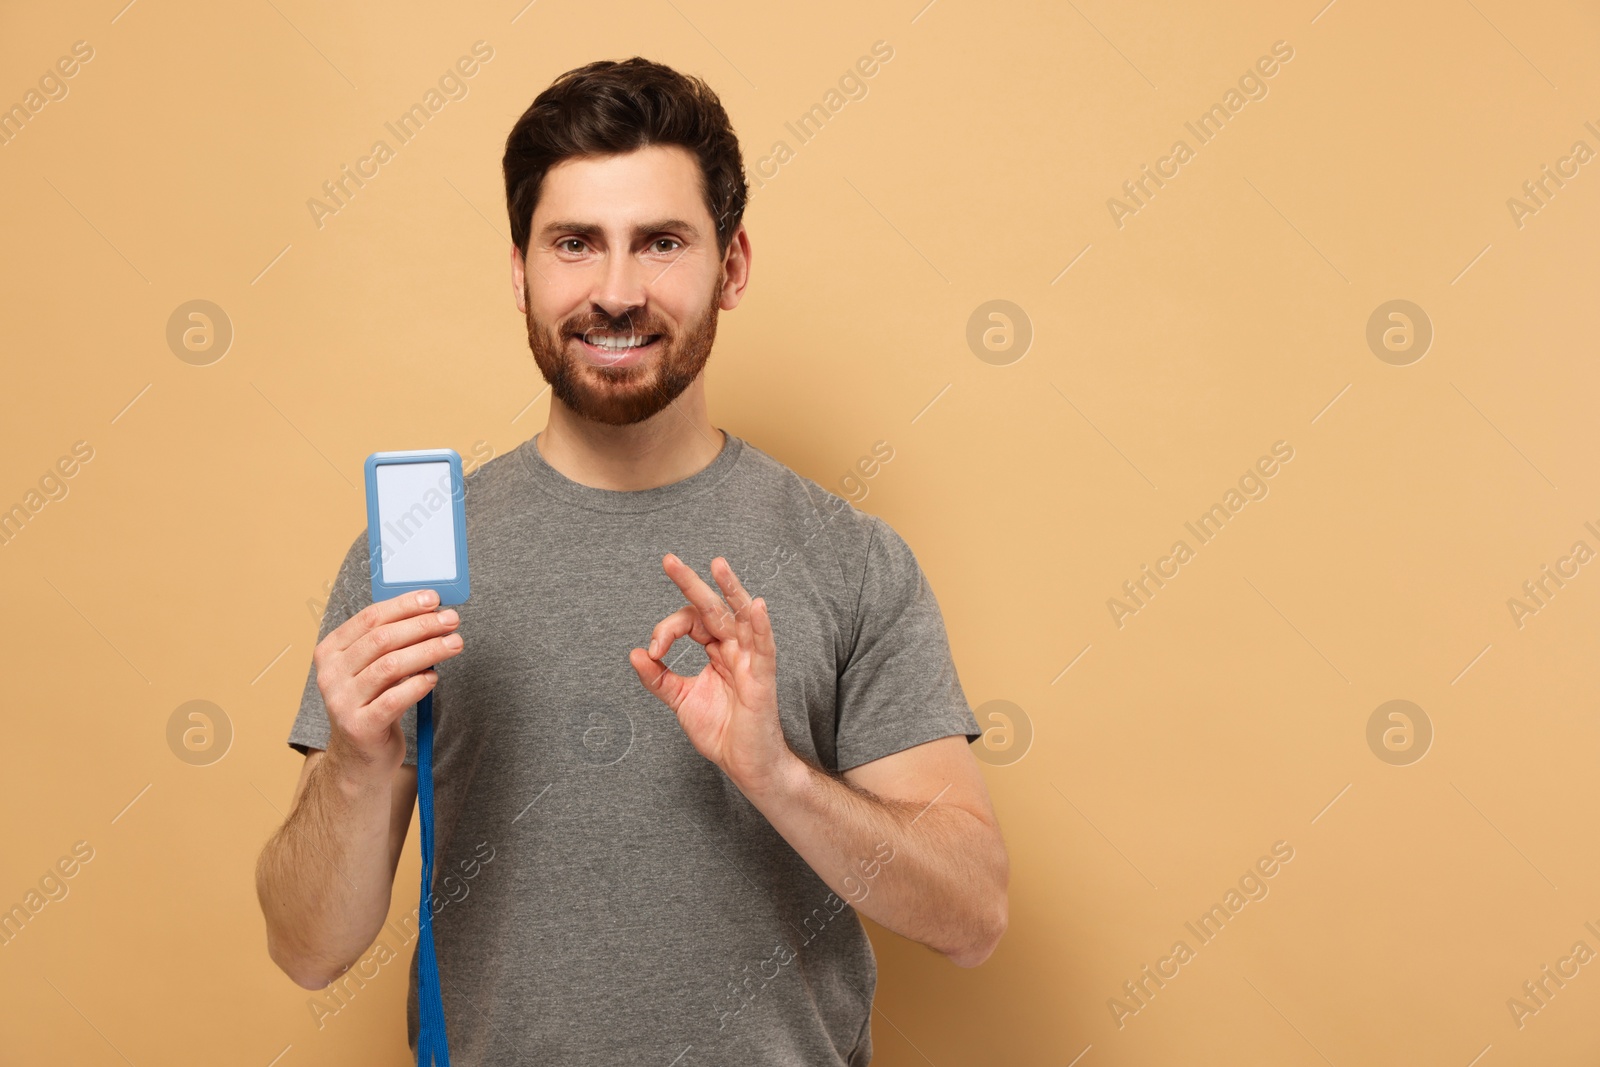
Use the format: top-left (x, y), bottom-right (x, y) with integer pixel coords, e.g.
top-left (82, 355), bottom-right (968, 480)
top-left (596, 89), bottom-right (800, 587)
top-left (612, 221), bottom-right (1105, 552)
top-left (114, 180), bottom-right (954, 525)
top-left (514, 144), bottom-right (744, 426)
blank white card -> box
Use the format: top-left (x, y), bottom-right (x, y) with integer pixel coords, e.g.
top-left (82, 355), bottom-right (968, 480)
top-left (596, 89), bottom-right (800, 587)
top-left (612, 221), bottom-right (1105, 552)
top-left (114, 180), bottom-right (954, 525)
top-left (374, 461), bottom-right (458, 584)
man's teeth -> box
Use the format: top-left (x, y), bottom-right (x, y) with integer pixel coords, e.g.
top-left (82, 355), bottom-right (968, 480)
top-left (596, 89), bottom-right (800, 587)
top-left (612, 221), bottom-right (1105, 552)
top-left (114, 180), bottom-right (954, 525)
top-left (587, 334), bottom-right (657, 350)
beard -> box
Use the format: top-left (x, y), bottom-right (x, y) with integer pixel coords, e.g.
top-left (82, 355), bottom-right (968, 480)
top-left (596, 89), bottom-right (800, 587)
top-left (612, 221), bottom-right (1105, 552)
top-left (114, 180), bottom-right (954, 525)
top-left (523, 271), bottom-right (721, 427)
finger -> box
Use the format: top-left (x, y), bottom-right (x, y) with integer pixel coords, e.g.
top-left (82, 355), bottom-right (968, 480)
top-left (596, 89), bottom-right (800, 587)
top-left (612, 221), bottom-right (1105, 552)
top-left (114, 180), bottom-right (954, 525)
top-left (329, 589), bottom-right (441, 655)
top-left (711, 556), bottom-right (755, 625)
top-left (661, 553), bottom-right (738, 640)
top-left (729, 596), bottom-right (775, 694)
top-left (628, 646), bottom-right (691, 710)
top-left (361, 668), bottom-right (440, 732)
top-left (342, 603), bottom-right (461, 682)
top-left (647, 605), bottom-right (712, 659)
top-left (349, 631), bottom-right (464, 709)
top-left (750, 596), bottom-right (777, 685)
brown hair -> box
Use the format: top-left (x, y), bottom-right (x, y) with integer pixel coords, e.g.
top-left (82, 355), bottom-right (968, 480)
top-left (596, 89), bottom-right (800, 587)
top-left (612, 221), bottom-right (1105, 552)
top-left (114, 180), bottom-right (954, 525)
top-left (502, 57), bottom-right (748, 259)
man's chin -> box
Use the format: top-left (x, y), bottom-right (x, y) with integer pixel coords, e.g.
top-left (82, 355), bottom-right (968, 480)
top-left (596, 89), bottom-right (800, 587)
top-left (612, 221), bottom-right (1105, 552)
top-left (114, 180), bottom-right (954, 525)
top-left (559, 364), bottom-right (679, 425)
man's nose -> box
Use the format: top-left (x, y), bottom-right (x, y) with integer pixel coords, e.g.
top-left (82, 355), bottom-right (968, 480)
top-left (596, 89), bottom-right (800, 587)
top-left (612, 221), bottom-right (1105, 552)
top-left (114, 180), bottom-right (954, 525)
top-left (592, 250), bottom-right (648, 322)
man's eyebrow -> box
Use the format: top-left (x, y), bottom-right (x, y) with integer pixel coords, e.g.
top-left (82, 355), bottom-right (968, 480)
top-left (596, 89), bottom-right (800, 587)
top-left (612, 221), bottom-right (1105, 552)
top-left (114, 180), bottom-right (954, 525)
top-left (537, 218), bottom-right (703, 242)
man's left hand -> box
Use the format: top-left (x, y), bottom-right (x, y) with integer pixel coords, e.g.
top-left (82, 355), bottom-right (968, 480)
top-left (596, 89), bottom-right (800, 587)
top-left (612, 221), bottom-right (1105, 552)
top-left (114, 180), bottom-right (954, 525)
top-left (629, 553), bottom-right (794, 794)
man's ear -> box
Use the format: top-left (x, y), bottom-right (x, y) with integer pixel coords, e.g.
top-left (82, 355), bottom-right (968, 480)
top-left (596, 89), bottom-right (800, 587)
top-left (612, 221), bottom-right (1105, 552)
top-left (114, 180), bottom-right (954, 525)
top-left (719, 224), bottom-right (752, 312)
top-left (510, 243), bottom-right (528, 313)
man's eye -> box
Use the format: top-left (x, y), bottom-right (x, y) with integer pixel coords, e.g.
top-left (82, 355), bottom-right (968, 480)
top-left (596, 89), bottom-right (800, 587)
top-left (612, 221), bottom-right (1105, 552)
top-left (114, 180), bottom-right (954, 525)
top-left (652, 238), bottom-right (682, 253)
top-left (558, 239), bottom-right (585, 253)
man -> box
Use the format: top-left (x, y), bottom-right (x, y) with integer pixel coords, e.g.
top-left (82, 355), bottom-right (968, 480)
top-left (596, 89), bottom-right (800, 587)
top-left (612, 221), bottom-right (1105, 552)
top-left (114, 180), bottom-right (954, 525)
top-left (256, 56), bottom-right (1008, 1066)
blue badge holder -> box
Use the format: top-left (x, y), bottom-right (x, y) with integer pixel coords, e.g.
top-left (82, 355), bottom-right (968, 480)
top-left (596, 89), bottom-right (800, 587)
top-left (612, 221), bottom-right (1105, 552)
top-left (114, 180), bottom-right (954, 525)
top-left (363, 449), bottom-right (471, 608)
top-left (364, 448), bottom-right (470, 1066)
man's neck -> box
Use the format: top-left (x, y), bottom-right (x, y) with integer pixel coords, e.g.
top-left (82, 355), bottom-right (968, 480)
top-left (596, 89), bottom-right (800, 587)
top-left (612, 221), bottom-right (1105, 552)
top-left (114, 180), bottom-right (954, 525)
top-left (535, 380), bottom-right (725, 492)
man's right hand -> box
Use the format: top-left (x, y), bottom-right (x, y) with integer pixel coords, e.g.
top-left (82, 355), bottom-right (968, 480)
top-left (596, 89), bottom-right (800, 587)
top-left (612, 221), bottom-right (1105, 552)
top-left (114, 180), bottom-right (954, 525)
top-left (313, 589), bottom-right (465, 776)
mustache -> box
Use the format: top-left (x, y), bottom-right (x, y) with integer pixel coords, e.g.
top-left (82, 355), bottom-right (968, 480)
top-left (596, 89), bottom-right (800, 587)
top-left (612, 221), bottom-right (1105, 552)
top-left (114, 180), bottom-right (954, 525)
top-left (566, 314), bottom-right (666, 341)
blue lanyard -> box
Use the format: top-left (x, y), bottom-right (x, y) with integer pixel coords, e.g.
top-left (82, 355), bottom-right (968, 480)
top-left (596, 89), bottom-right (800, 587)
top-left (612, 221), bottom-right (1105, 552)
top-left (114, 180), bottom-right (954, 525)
top-left (415, 685), bottom-right (452, 1065)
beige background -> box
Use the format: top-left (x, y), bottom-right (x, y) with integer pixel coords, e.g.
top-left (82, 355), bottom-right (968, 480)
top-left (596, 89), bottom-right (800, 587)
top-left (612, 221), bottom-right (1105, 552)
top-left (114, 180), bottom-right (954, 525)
top-left (2, 0), bottom-right (1597, 1063)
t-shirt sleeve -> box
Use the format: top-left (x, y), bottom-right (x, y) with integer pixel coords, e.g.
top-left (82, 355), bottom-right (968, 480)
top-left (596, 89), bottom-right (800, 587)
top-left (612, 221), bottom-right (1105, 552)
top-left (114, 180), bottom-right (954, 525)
top-left (833, 514), bottom-right (980, 773)
top-left (287, 528), bottom-right (420, 767)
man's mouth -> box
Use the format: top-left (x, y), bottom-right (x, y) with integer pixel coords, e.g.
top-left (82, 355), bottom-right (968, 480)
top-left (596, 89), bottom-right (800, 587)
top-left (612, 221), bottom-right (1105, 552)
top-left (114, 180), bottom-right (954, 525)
top-left (574, 331), bottom-right (663, 367)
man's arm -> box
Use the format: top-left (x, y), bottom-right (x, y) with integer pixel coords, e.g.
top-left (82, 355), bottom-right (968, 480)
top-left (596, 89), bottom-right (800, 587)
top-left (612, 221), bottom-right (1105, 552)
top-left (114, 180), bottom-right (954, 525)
top-left (255, 749), bottom-right (417, 989)
top-left (631, 552), bottom-right (1008, 968)
top-left (743, 734), bottom-right (1008, 967)
top-left (256, 589), bottom-right (463, 989)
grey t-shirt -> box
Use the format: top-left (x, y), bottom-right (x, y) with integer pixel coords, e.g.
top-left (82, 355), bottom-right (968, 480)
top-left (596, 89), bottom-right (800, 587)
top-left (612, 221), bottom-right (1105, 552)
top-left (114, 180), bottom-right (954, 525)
top-left (287, 428), bottom-right (980, 1066)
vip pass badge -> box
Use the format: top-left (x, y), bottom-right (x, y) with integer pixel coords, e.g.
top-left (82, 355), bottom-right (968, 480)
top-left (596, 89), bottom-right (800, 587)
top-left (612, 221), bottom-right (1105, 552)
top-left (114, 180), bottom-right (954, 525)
top-left (364, 448), bottom-right (471, 1065)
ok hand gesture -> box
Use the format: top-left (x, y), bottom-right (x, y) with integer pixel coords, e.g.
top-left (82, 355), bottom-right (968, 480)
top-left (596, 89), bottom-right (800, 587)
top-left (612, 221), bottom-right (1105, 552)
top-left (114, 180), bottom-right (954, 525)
top-left (629, 553), bottom-right (793, 794)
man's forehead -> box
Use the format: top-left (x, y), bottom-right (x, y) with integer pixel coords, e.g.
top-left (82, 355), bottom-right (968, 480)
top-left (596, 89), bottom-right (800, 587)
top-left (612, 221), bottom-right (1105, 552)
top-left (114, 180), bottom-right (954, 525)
top-left (535, 145), bottom-right (708, 228)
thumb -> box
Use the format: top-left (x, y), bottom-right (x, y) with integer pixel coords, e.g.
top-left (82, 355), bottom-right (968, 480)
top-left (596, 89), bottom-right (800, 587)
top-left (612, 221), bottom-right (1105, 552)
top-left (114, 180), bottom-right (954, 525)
top-left (629, 646), bottom-right (689, 711)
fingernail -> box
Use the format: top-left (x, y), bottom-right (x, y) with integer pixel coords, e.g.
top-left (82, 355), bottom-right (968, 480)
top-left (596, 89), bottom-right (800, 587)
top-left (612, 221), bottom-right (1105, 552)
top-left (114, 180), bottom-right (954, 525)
top-left (419, 590), bottom-right (438, 606)
top-left (648, 639), bottom-right (657, 656)
top-left (443, 634), bottom-right (463, 650)
top-left (437, 610), bottom-right (459, 626)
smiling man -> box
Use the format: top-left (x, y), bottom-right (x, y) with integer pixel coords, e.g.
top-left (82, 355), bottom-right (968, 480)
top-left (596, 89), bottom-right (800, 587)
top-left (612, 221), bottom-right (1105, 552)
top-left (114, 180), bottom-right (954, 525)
top-left (256, 57), bottom-right (1008, 1066)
